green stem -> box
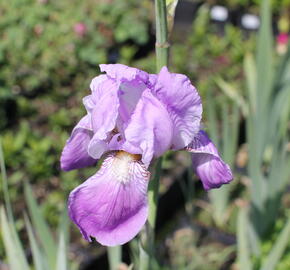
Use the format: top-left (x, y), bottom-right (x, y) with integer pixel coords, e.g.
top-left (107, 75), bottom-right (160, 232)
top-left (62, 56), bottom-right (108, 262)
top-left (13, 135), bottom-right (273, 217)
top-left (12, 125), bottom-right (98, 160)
top-left (147, 158), bottom-right (162, 231)
top-left (139, 1), bottom-right (169, 269)
top-left (139, 159), bottom-right (163, 270)
top-left (155, 0), bottom-right (169, 71)
top-left (108, 246), bottom-right (122, 270)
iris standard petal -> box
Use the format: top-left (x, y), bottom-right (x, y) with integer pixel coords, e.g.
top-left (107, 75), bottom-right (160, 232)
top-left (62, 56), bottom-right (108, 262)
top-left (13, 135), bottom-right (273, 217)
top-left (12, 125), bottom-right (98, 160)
top-left (123, 89), bottom-right (173, 166)
top-left (154, 67), bottom-right (202, 150)
top-left (100, 64), bottom-right (149, 83)
top-left (87, 80), bottom-right (120, 159)
top-left (83, 75), bottom-right (109, 114)
top-left (186, 130), bottom-right (233, 190)
top-left (68, 151), bottom-right (150, 246)
top-left (118, 80), bottom-right (147, 124)
top-left (60, 115), bottom-right (96, 171)
top-left (90, 74), bottom-right (108, 98)
top-left (100, 64), bottom-right (151, 126)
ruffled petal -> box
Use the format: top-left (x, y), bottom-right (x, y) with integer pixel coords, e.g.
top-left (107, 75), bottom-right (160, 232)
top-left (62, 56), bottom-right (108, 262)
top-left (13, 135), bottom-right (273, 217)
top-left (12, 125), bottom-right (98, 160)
top-left (99, 64), bottom-right (152, 126)
top-left (154, 67), bottom-right (202, 150)
top-left (186, 131), bottom-right (233, 190)
top-left (123, 90), bottom-right (173, 166)
top-left (90, 74), bottom-right (108, 97)
top-left (88, 136), bottom-right (109, 160)
top-left (118, 80), bottom-right (146, 124)
top-left (60, 115), bottom-right (97, 171)
top-left (68, 151), bottom-right (150, 246)
top-left (87, 80), bottom-right (120, 159)
top-left (83, 75), bottom-right (109, 114)
top-left (100, 64), bottom-right (149, 83)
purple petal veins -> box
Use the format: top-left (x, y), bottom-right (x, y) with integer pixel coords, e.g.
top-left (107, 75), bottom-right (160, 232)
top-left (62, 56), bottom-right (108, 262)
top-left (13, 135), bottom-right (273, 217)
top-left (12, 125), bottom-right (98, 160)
top-left (68, 151), bottom-right (150, 246)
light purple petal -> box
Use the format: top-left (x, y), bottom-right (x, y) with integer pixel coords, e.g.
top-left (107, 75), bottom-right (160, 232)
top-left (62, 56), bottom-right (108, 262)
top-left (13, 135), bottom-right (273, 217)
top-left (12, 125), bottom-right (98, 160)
top-left (68, 152), bottom-right (150, 246)
top-left (87, 80), bottom-right (120, 159)
top-left (153, 67), bottom-right (202, 150)
top-left (99, 64), bottom-right (151, 126)
top-left (60, 115), bottom-right (97, 171)
top-left (100, 64), bottom-right (149, 83)
top-left (88, 137), bottom-right (109, 160)
top-left (90, 74), bottom-right (108, 97)
top-left (148, 74), bottom-right (157, 88)
top-left (83, 75), bottom-right (109, 114)
top-left (118, 80), bottom-right (147, 124)
top-left (122, 89), bottom-right (173, 166)
top-left (186, 131), bottom-right (233, 190)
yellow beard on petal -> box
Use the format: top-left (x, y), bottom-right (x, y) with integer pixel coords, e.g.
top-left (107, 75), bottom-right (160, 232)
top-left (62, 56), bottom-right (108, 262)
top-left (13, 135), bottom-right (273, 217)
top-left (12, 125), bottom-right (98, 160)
top-left (112, 151), bottom-right (142, 183)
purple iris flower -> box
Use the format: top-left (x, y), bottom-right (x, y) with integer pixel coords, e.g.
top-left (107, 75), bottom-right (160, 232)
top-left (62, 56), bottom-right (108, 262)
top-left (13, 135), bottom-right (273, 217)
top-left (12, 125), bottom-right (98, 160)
top-left (61, 64), bottom-right (233, 246)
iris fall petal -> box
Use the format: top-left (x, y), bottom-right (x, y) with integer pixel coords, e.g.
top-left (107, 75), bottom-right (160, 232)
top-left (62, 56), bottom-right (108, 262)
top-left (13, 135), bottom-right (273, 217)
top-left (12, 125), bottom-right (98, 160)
top-left (68, 152), bottom-right (150, 246)
top-left (100, 64), bottom-right (149, 83)
top-left (186, 130), bottom-right (233, 190)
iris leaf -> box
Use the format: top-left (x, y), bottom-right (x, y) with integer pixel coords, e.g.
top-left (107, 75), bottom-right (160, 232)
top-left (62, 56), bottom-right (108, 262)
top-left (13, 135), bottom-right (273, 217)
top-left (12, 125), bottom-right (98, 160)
top-left (24, 183), bottom-right (57, 269)
top-left (0, 207), bottom-right (30, 270)
top-left (261, 216), bottom-right (290, 270)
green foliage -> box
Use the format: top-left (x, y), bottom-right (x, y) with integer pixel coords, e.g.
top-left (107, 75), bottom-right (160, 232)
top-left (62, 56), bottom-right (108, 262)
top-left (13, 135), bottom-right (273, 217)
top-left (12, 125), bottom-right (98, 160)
top-left (0, 0), bottom-right (150, 98)
top-left (1, 136), bottom-right (73, 270)
top-left (171, 5), bottom-right (255, 98)
top-left (219, 0), bottom-right (290, 269)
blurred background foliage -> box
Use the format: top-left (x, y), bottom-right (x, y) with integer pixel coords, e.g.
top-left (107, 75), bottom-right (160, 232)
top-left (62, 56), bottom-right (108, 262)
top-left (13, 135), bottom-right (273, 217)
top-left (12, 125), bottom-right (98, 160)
top-left (0, 0), bottom-right (290, 269)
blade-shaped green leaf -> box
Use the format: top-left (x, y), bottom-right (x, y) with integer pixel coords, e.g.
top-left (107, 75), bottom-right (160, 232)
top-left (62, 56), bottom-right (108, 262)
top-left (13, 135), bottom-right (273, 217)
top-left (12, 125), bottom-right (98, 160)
top-left (25, 214), bottom-right (49, 270)
top-left (237, 208), bottom-right (252, 270)
top-left (256, 0), bottom-right (273, 114)
top-left (139, 240), bottom-right (150, 270)
top-left (261, 216), bottom-right (290, 270)
top-left (206, 93), bottom-right (219, 146)
top-left (0, 138), bottom-right (13, 222)
top-left (24, 183), bottom-right (57, 268)
top-left (56, 208), bottom-right (70, 270)
top-left (215, 78), bottom-right (248, 117)
top-left (0, 207), bottom-right (30, 270)
top-left (56, 230), bottom-right (67, 270)
top-left (244, 53), bottom-right (257, 113)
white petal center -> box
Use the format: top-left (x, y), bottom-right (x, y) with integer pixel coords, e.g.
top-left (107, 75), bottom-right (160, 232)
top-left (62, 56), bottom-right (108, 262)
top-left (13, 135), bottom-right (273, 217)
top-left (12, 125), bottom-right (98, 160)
top-left (111, 151), bottom-right (142, 183)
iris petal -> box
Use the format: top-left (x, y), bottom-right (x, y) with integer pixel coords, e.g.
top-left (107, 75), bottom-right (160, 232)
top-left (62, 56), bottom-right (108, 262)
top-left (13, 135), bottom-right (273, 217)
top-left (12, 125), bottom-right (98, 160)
top-left (154, 67), bottom-right (202, 150)
top-left (87, 81), bottom-right (120, 159)
top-left (68, 152), bottom-right (150, 246)
top-left (123, 89), bottom-right (173, 166)
top-left (60, 115), bottom-right (96, 171)
top-left (100, 64), bottom-right (149, 83)
top-left (83, 75), bottom-right (109, 114)
top-left (186, 131), bottom-right (233, 190)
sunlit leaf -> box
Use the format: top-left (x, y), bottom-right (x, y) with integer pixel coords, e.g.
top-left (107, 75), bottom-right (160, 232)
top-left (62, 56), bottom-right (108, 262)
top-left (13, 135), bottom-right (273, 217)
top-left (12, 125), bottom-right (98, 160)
top-left (25, 214), bottom-right (49, 270)
top-left (215, 77), bottom-right (248, 117)
top-left (0, 207), bottom-right (30, 270)
top-left (261, 216), bottom-right (290, 270)
top-left (237, 208), bottom-right (252, 270)
top-left (24, 183), bottom-right (57, 269)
